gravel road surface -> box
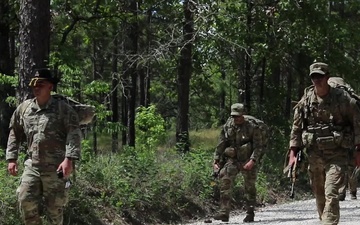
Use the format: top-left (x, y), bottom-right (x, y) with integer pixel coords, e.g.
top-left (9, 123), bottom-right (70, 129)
top-left (183, 190), bottom-right (360, 225)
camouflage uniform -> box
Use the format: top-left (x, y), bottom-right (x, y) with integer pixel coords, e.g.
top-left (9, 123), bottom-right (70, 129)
top-left (214, 103), bottom-right (268, 222)
top-left (6, 96), bottom-right (81, 225)
top-left (290, 62), bottom-right (360, 225)
top-left (338, 149), bottom-right (358, 200)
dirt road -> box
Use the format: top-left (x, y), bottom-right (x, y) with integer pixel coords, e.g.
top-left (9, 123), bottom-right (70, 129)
top-left (183, 190), bottom-right (360, 225)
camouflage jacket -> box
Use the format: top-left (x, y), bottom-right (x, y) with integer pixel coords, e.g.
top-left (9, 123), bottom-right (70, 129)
top-left (214, 115), bottom-right (267, 163)
top-left (6, 96), bottom-right (82, 168)
top-left (290, 86), bottom-right (360, 149)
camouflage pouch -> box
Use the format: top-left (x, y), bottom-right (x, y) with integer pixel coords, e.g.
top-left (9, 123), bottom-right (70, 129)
top-left (224, 147), bottom-right (236, 158)
top-left (236, 142), bottom-right (252, 161)
top-left (315, 131), bottom-right (343, 150)
top-left (302, 131), bottom-right (315, 148)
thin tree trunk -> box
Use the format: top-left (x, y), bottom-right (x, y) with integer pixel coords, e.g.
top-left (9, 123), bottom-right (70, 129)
top-left (125, 0), bottom-right (138, 147)
top-left (219, 67), bottom-right (226, 125)
top-left (176, 0), bottom-right (194, 153)
top-left (111, 32), bottom-right (119, 153)
top-left (92, 41), bottom-right (98, 154)
top-left (244, 0), bottom-right (252, 112)
top-left (144, 8), bottom-right (152, 107)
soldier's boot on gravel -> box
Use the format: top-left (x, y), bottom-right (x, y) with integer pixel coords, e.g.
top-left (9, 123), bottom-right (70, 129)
top-left (213, 213), bottom-right (229, 222)
top-left (243, 212), bottom-right (254, 222)
top-left (243, 206), bottom-right (255, 223)
top-left (338, 193), bottom-right (346, 201)
top-left (350, 191), bottom-right (357, 200)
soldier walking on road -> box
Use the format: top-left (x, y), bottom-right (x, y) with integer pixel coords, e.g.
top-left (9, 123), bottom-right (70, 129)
top-left (213, 103), bottom-right (268, 223)
top-left (6, 69), bottom-right (82, 225)
top-left (339, 149), bottom-right (358, 201)
top-left (288, 62), bottom-right (360, 225)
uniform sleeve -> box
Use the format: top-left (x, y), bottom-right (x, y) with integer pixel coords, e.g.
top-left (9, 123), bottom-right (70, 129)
top-left (289, 106), bottom-right (303, 148)
top-left (214, 126), bottom-right (228, 161)
top-left (250, 125), bottom-right (263, 161)
top-left (6, 106), bottom-right (25, 160)
top-left (64, 105), bottom-right (82, 159)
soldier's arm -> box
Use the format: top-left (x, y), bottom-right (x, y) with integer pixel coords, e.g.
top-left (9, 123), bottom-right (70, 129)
top-left (64, 105), bottom-right (82, 160)
top-left (289, 107), bottom-right (303, 150)
top-left (6, 106), bottom-right (25, 161)
top-left (249, 125), bottom-right (263, 162)
top-left (214, 128), bottom-right (228, 162)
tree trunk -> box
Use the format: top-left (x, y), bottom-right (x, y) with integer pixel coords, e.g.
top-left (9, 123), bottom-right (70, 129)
top-left (18, 0), bottom-right (50, 102)
top-left (111, 32), bottom-right (119, 153)
top-left (111, 34), bottom-right (119, 153)
top-left (244, 0), bottom-right (252, 112)
top-left (176, 0), bottom-right (194, 153)
top-left (259, 58), bottom-right (266, 105)
top-left (219, 67), bottom-right (226, 125)
top-left (92, 41), bottom-right (98, 155)
top-left (125, 0), bottom-right (138, 147)
top-left (0, 0), bottom-right (15, 149)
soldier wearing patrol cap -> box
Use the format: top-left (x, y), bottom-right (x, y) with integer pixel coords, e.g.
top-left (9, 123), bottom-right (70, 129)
top-left (288, 62), bottom-right (360, 224)
top-left (213, 103), bottom-right (268, 223)
top-left (6, 68), bottom-right (81, 225)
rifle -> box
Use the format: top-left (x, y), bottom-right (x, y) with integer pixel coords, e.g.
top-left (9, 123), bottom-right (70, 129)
top-left (284, 149), bottom-right (303, 199)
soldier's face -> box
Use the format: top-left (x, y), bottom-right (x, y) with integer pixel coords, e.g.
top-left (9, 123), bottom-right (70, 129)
top-left (232, 115), bottom-right (245, 125)
top-left (311, 73), bottom-right (328, 88)
top-left (31, 81), bottom-right (53, 97)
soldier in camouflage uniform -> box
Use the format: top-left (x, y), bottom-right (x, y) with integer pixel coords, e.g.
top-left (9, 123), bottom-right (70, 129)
top-left (6, 69), bottom-right (82, 225)
top-left (338, 149), bottom-right (358, 201)
top-left (288, 62), bottom-right (360, 225)
top-left (213, 103), bottom-right (268, 223)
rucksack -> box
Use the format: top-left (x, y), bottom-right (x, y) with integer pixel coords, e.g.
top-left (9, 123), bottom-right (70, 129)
top-left (19, 94), bottom-right (95, 125)
top-left (224, 115), bottom-right (269, 148)
top-left (52, 94), bottom-right (96, 125)
top-left (327, 77), bottom-right (360, 103)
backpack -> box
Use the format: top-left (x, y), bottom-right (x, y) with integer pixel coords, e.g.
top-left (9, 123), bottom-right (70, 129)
top-left (52, 94), bottom-right (96, 125)
top-left (224, 115), bottom-right (269, 149)
top-left (19, 94), bottom-right (96, 125)
top-left (327, 77), bottom-right (360, 103)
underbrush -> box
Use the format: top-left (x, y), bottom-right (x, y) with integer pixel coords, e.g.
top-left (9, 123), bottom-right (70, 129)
top-left (0, 106), bottom-right (300, 225)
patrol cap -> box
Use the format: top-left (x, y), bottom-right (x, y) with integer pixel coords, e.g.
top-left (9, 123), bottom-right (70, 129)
top-left (230, 103), bottom-right (245, 116)
top-left (309, 62), bottom-right (329, 76)
top-left (29, 69), bottom-right (59, 86)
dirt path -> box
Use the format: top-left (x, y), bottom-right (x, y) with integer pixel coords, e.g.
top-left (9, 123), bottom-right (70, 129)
top-left (182, 190), bottom-right (360, 225)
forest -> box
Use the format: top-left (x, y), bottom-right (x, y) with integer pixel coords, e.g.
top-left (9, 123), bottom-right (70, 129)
top-left (1, 0), bottom-right (360, 224)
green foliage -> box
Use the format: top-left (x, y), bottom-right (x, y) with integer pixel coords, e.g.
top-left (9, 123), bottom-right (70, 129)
top-left (0, 152), bottom-right (25, 225)
top-left (135, 105), bottom-right (166, 149)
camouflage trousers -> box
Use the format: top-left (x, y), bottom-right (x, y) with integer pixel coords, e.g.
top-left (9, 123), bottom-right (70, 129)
top-left (307, 149), bottom-right (347, 225)
top-left (17, 159), bottom-right (69, 225)
top-left (339, 151), bottom-right (358, 196)
top-left (218, 159), bottom-right (257, 215)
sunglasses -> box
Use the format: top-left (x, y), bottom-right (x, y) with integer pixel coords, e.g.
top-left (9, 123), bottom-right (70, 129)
top-left (310, 73), bottom-right (326, 80)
